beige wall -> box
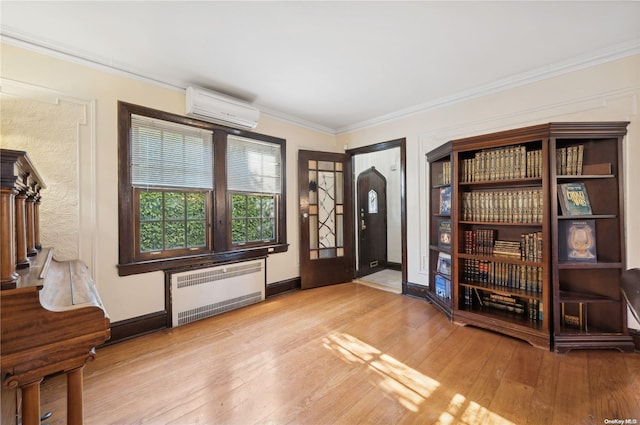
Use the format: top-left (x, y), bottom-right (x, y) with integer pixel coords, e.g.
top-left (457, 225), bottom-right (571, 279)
top-left (1, 96), bottom-right (84, 261)
top-left (2, 43), bottom-right (638, 329)
top-left (337, 54), bottom-right (640, 329)
top-left (1, 43), bottom-right (338, 322)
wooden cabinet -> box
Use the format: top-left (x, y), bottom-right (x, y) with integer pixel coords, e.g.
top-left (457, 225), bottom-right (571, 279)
top-left (426, 142), bottom-right (453, 319)
top-left (450, 125), bottom-right (551, 350)
top-left (549, 122), bottom-right (634, 353)
top-left (426, 122), bottom-right (634, 351)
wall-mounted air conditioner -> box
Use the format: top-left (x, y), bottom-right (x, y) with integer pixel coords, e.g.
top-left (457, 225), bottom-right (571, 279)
top-left (185, 86), bottom-right (260, 130)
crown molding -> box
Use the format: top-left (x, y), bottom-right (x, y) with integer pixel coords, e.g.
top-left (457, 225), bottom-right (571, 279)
top-left (336, 39), bottom-right (640, 135)
top-left (1, 28), bottom-right (339, 135)
top-left (1, 28), bottom-right (185, 92)
top-left (257, 107), bottom-right (337, 136)
top-left (3, 28), bottom-right (639, 138)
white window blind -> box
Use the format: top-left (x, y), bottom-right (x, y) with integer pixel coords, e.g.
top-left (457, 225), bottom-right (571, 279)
top-left (131, 115), bottom-right (213, 189)
top-left (227, 135), bottom-right (281, 194)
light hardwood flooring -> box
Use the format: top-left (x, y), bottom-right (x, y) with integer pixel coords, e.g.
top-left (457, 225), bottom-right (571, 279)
top-left (41, 282), bottom-right (640, 424)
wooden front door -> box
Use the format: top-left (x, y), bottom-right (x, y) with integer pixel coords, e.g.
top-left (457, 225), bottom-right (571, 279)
top-left (357, 167), bottom-right (387, 277)
top-left (298, 150), bottom-right (353, 289)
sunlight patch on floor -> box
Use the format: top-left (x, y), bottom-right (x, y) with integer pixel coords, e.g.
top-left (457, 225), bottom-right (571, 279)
top-left (323, 332), bottom-right (516, 424)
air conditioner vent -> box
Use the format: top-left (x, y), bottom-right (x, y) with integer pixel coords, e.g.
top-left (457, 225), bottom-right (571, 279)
top-left (185, 86), bottom-right (260, 130)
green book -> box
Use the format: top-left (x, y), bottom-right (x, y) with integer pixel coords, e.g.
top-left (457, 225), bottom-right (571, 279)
top-left (558, 183), bottom-right (592, 216)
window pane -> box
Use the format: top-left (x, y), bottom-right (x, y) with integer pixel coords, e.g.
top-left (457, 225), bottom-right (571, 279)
top-left (247, 195), bottom-right (261, 217)
top-left (261, 218), bottom-right (274, 240)
top-left (309, 215), bottom-right (318, 249)
top-left (318, 171), bottom-right (336, 248)
top-left (262, 196), bottom-right (274, 218)
top-left (247, 218), bottom-right (262, 241)
top-left (232, 219), bottom-right (246, 243)
top-left (232, 194), bottom-right (246, 217)
top-left (187, 193), bottom-right (206, 219)
top-left (187, 220), bottom-right (206, 247)
top-left (140, 191), bottom-right (162, 221)
top-left (165, 192), bottom-right (185, 220)
top-left (140, 221), bottom-right (162, 252)
top-left (165, 221), bottom-right (186, 249)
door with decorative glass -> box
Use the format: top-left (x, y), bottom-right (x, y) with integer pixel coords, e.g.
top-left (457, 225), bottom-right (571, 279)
top-left (298, 150), bottom-right (353, 289)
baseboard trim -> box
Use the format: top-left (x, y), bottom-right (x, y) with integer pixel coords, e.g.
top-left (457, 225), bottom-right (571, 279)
top-left (105, 311), bottom-right (168, 346)
top-left (104, 277), bottom-right (302, 346)
top-left (404, 281), bottom-right (428, 299)
top-left (630, 328), bottom-right (640, 352)
top-left (387, 262), bottom-right (402, 271)
top-left (267, 277), bottom-right (301, 297)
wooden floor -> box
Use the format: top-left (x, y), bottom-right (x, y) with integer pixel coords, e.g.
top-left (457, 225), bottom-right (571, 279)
top-left (41, 282), bottom-right (640, 424)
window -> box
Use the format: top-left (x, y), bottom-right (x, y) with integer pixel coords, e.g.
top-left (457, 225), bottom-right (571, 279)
top-left (118, 102), bottom-right (287, 276)
top-left (227, 135), bottom-right (281, 246)
top-left (131, 115), bottom-right (213, 260)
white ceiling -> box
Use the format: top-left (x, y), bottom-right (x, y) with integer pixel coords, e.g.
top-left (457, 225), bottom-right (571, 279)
top-left (2, 1), bottom-right (639, 134)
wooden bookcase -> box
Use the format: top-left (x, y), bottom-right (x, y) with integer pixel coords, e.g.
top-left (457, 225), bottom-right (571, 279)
top-left (549, 122), bottom-right (634, 353)
top-left (426, 122), bottom-right (634, 351)
top-left (450, 125), bottom-right (551, 350)
top-left (426, 142), bottom-right (454, 319)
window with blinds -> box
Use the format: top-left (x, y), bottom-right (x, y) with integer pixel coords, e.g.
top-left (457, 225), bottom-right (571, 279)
top-left (227, 136), bottom-right (281, 245)
top-left (131, 115), bottom-right (213, 257)
top-left (118, 101), bottom-right (287, 274)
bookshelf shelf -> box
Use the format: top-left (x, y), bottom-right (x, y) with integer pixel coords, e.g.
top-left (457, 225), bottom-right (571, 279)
top-left (429, 245), bottom-right (451, 253)
top-left (459, 177), bottom-right (543, 187)
top-left (557, 214), bottom-right (616, 220)
top-left (458, 253), bottom-right (541, 267)
top-left (557, 174), bottom-right (615, 180)
top-left (558, 290), bottom-right (618, 303)
top-left (459, 221), bottom-right (542, 227)
top-left (460, 281), bottom-right (544, 301)
top-left (558, 261), bottom-right (623, 270)
top-left (458, 306), bottom-right (545, 332)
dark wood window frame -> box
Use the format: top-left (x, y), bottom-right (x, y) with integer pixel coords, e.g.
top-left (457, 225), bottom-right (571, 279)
top-left (117, 101), bottom-right (288, 276)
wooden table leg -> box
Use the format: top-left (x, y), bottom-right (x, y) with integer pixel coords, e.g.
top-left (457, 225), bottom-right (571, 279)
top-left (67, 367), bottom-right (84, 425)
top-left (21, 379), bottom-right (42, 425)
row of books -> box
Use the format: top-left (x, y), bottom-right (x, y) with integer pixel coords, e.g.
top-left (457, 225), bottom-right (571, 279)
top-left (460, 145), bottom-right (543, 183)
top-left (556, 145), bottom-right (584, 176)
top-left (461, 189), bottom-right (543, 223)
top-left (561, 302), bottom-right (587, 331)
top-left (434, 161), bottom-right (452, 186)
top-left (462, 258), bottom-right (543, 293)
top-left (462, 287), bottom-right (543, 321)
top-left (463, 229), bottom-right (496, 255)
top-left (462, 229), bottom-right (542, 261)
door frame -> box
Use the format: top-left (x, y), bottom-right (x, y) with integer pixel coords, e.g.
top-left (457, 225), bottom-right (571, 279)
top-left (347, 138), bottom-right (408, 293)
